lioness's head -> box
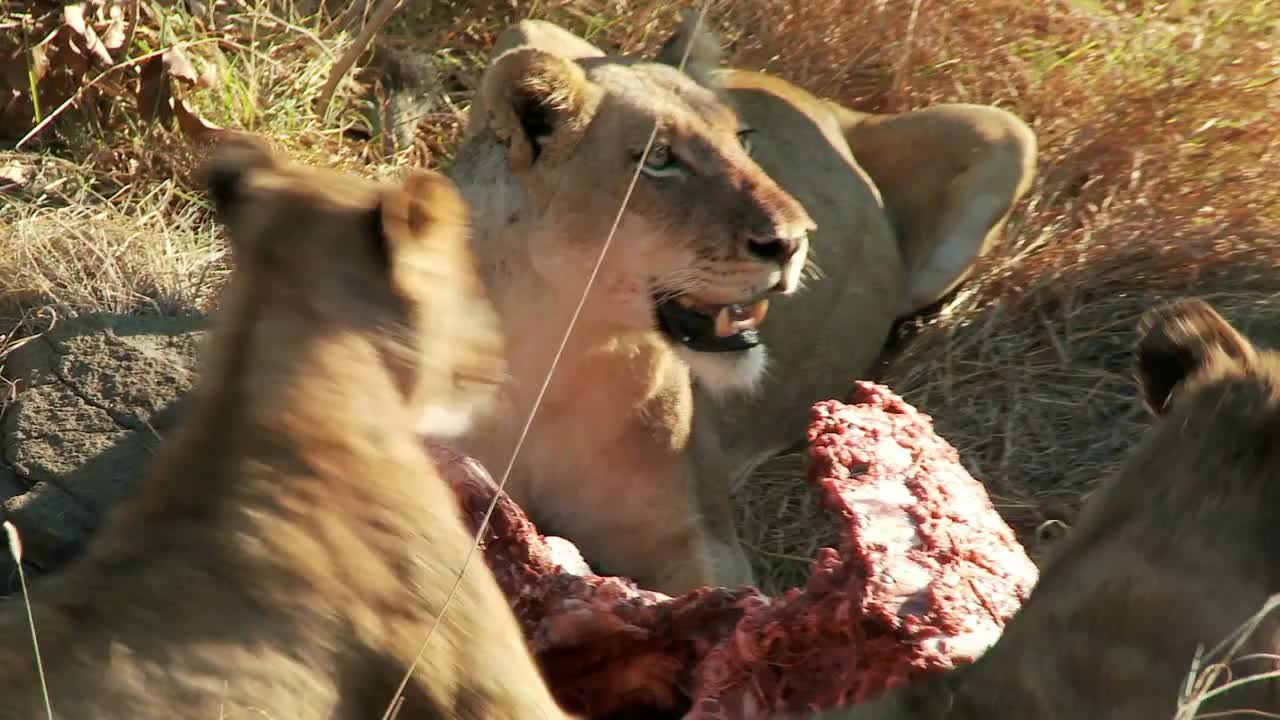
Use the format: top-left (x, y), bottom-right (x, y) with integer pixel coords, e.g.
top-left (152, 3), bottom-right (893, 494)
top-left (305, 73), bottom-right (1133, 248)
top-left (456, 16), bottom-right (815, 393)
top-left (205, 134), bottom-right (505, 437)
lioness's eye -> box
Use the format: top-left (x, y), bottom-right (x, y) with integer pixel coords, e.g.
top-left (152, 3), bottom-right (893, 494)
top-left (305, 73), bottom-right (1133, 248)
top-left (637, 144), bottom-right (682, 179)
top-left (737, 128), bottom-right (756, 156)
top-left (643, 144), bottom-right (672, 169)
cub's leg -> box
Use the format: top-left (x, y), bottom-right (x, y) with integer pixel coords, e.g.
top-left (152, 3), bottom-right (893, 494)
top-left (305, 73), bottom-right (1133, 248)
top-left (827, 101), bottom-right (1038, 314)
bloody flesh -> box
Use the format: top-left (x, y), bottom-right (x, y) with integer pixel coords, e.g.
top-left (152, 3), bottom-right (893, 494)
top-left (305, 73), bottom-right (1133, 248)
top-left (429, 381), bottom-right (1038, 718)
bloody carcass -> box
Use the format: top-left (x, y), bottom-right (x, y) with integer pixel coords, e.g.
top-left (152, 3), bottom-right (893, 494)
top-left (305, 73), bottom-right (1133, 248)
top-left (429, 381), bottom-right (1038, 718)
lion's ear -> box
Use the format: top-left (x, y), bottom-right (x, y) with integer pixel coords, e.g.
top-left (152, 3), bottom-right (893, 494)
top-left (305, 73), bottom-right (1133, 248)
top-left (376, 169), bottom-right (468, 297)
top-left (655, 10), bottom-right (723, 87)
top-left (479, 47), bottom-right (596, 172)
top-left (1135, 298), bottom-right (1256, 416)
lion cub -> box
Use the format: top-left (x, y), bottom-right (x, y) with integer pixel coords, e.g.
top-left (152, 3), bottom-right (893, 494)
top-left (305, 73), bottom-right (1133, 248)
top-left (815, 298), bottom-right (1280, 719)
top-left (0, 135), bottom-right (570, 719)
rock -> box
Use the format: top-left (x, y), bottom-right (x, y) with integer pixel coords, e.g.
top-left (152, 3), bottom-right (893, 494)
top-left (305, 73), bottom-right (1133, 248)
top-left (0, 313), bottom-right (204, 573)
top-left (0, 466), bottom-right (23, 501)
top-left (0, 465), bottom-right (33, 594)
top-left (431, 381), bottom-right (1039, 718)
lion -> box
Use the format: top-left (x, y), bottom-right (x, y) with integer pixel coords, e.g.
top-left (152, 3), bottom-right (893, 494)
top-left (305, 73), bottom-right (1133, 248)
top-left (448, 15), bottom-right (1037, 594)
top-left (0, 135), bottom-right (571, 720)
top-left (810, 298), bottom-right (1280, 719)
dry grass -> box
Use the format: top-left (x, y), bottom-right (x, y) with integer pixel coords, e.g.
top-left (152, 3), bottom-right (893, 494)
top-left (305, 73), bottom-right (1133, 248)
top-left (3, 0), bottom-right (1278, 592)
top-left (1175, 594), bottom-right (1280, 719)
top-left (717, 0), bottom-right (1280, 584)
top-left (869, 0), bottom-right (1280, 555)
top-left (1, 153), bottom-right (226, 317)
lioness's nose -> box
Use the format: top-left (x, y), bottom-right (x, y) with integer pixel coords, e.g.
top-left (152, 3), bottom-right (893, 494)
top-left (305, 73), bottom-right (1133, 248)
top-left (746, 235), bottom-right (801, 264)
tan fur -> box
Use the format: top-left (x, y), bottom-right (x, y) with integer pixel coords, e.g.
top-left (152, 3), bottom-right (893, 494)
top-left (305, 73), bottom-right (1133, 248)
top-left (813, 298), bottom-right (1280, 719)
top-left (824, 100), bottom-right (1038, 312)
top-left (449, 17), bottom-right (1036, 594)
top-left (0, 135), bottom-right (570, 720)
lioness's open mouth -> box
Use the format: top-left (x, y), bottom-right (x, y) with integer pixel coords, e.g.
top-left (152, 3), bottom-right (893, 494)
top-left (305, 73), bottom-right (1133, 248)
top-left (654, 295), bottom-right (771, 353)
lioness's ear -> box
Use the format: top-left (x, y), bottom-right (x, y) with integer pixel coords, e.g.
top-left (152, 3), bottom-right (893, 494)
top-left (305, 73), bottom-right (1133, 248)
top-left (1135, 298), bottom-right (1256, 416)
top-left (377, 169), bottom-right (468, 297)
top-left (480, 47), bottom-right (596, 172)
top-left (204, 132), bottom-right (276, 225)
top-left (491, 19), bottom-right (606, 62)
top-left (655, 9), bottom-right (723, 87)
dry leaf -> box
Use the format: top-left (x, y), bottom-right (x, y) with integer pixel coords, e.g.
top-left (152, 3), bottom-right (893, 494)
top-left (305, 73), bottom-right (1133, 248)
top-left (63, 4), bottom-right (115, 67)
top-left (28, 44), bottom-right (51, 84)
top-left (196, 59), bottom-right (219, 90)
top-left (136, 45), bottom-right (208, 129)
top-left (0, 48), bottom-right (46, 135)
top-left (100, 6), bottom-right (127, 52)
top-left (137, 53), bottom-right (175, 125)
top-left (62, 4), bottom-right (89, 34)
top-left (162, 46), bottom-right (198, 86)
top-left (45, 27), bottom-right (91, 81)
top-left (0, 161), bottom-right (33, 191)
top-left (174, 96), bottom-right (225, 144)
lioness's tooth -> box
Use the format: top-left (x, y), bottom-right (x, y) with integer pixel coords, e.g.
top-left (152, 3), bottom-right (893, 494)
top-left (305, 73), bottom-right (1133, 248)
top-left (714, 307), bottom-right (735, 337)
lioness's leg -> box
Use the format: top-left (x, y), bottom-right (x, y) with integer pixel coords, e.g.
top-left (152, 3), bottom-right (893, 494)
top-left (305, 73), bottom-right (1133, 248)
top-left (526, 445), bottom-right (753, 594)
top-left (648, 517), bottom-right (755, 595)
top-left (562, 484), bottom-right (754, 595)
top-left (828, 101), bottom-right (1038, 315)
top-left (683, 417), bottom-right (755, 591)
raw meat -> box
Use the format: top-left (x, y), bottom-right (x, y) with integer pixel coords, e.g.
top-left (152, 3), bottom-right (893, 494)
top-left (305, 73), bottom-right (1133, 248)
top-left (427, 381), bottom-right (1038, 718)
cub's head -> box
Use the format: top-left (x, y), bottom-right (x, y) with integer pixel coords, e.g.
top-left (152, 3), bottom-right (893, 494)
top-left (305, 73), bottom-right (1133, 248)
top-left (1123, 297), bottom-right (1280, 511)
top-left (204, 134), bottom-right (505, 438)
top-left (460, 16), bottom-right (815, 394)
top-left (1135, 298), bottom-right (1271, 419)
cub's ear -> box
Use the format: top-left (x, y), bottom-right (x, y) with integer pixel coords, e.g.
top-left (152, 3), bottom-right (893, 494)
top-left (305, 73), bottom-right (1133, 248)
top-left (479, 47), bottom-right (597, 172)
top-left (376, 169), bottom-right (468, 297)
top-left (655, 9), bottom-right (724, 87)
top-left (203, 132), bottom-right (276, 225)
top-left (1135, 298), bottom-right (1255, 416)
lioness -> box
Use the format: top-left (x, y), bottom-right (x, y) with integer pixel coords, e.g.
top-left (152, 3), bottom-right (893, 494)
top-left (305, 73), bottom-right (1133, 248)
top-left (0, 136), bottom-right (570, 719)
top-left (811, 298), bottom-right (1280, 719)
top-left (449, 16), bottom-right (1036, 593)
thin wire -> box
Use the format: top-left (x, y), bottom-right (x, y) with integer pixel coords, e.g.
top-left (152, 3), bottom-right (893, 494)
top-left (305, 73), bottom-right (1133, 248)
top-left (379, 4), bottom-right (713, 717)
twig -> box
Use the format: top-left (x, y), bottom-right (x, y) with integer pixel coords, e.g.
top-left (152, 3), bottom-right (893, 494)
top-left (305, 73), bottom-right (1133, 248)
top-left (890, 0), bottom-right (925, 111)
